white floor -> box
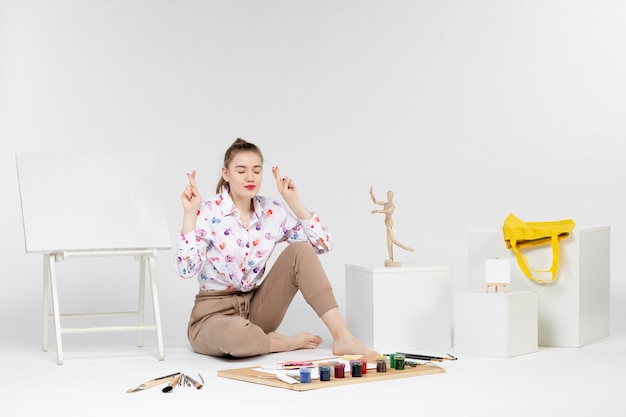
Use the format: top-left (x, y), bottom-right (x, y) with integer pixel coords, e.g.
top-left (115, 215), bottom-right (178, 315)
top-left (2, 332), bottom-right (625, 416)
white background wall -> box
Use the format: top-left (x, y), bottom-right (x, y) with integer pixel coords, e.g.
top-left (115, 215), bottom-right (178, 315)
top-left (2, 0), bottom-right (625, 350)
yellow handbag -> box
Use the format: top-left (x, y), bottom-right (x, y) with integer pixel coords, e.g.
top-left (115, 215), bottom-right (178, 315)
top-left (502, 213), bottom-right (576, 283)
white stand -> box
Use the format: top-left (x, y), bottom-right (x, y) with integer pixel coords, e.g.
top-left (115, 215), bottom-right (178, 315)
top-left (345, 264), bottom-right (451, 353)
top-left (43, 250), bottom-right (164, 365)
top-left (454, 291), bottom-right (538, 358)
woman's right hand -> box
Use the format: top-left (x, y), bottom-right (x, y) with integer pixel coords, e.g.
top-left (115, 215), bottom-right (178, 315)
top-left (181, 170), bottom-right (202, 214)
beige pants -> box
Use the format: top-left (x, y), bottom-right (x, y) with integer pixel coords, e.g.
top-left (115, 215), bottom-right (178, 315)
top-left (187, 242), bottom-right (338, 357)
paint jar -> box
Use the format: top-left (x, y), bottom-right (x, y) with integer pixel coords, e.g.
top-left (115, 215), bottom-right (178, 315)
top-left (350, 360), bottom-right (363, 377)
top-left (316, 362), bottom-right (328, 375)
top-left (394, 354), bottom-right (406, 370)
top-left (299, 367), bottom-right (311, 383)
top-left (360, 359), bottom-right (368, 374)
top-left (333, 362), bottom-right (345, 378)
top-left (376, 357), bottom-right (387, 373)
top-left (388, 353), bottom-right (396, 369)
top-left (319, 365), bottom-right (331, 381)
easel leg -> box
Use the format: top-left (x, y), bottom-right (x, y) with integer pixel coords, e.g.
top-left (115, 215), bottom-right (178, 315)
top-left (47, 254), bottom-right (64, 365)
top-left (485, 283), bottom-right (508, 294)
top-left (148, 256), bottom-right (164, 361)
top-left (137, 258), bottom-right (146, 348)
top-left (43, 255), bottom-right (49, 352)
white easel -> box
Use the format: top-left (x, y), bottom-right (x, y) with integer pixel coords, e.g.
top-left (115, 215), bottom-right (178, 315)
top-left (17, 151), bottom-right (172, 365)
top-left (485, 258), bottom-right (510, 294)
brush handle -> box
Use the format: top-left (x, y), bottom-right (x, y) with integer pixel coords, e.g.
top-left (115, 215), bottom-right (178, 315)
top-left (127, 375), bottom-right (178, 393)
top-left (185, 374), bottom-right (203, 389)
top-left (162, 374), bottom-right (183, 393)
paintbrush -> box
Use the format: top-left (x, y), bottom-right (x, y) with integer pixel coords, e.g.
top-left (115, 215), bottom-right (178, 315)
top-left (162, 373), bottom-right (183, 393)
top-left (395, 353), bottom-right (458, 362)
top-left (126, 372), bottom-right (180, 393)
top-left (184, 374), bottom-right (203, 389)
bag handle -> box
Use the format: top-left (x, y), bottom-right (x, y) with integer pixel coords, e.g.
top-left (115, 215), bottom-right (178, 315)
top-left (508, 234), bottom-right (560, 283)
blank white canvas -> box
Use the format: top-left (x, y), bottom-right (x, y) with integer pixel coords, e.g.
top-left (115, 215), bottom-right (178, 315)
top-left (16, 151), bottom-right (172, 253)
top-left (485, 258), bottom-right (511, 284)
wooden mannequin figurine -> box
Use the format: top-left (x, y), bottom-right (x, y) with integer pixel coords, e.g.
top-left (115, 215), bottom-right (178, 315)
top-left (370, 186), bottom-right (415, 267)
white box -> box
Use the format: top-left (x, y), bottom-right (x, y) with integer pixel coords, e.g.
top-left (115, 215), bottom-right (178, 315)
top-left (454, 291), bottom-right (538, 358)
top-left (468, 226), bottom-right (610, 347)
top-left (345, 264), bottom-right (451, 353)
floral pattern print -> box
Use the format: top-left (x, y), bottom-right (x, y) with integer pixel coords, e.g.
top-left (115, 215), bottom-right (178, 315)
top-left (176, 192), bottom-right (332, 292)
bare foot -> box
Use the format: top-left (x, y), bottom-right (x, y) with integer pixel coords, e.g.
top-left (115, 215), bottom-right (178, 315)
top-left (268, 332), bottom-right (323, 353)
top-left (332, 336), bottom-right (380, 362)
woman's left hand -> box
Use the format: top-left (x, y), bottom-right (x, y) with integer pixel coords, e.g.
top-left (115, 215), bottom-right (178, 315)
top-left (272, 166), bottom-right (298, 203)
top-left (272, 166), bottom-right (313, 220)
